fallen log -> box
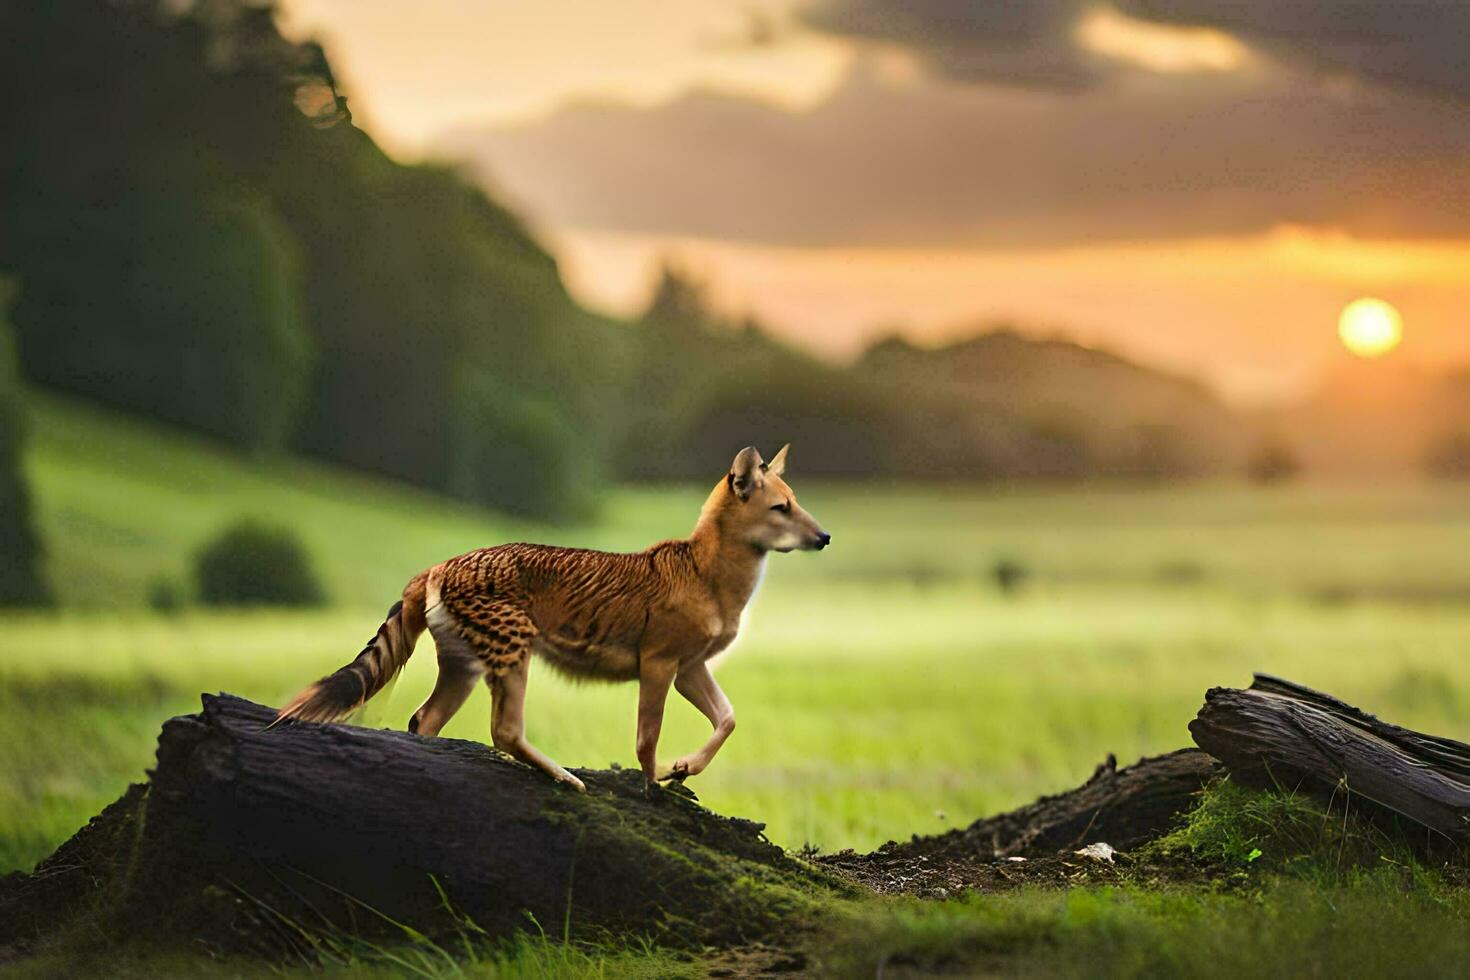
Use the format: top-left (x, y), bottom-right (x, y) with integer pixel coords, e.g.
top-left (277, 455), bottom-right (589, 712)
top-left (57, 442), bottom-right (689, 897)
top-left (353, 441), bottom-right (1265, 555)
top-left (953, 749), bottom-right (1221, 857)
top-left (0, 694), bottom-right (839, 955)
top-left (1190, 673), bottom-right (1470, 842)
top-left (856, 749), bottom-right (1218, 864)
top-left (818, 749), bottom-right (1220, 893)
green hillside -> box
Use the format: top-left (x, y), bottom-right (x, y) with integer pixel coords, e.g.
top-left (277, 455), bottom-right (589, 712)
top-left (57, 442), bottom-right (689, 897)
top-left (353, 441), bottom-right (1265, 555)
top-left (23, 395), bottom-right (694, 609)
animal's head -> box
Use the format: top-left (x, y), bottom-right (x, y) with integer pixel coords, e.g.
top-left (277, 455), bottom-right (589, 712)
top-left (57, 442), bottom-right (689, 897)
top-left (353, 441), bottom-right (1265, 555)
top-left (722, 444), bottom-right (830, 554)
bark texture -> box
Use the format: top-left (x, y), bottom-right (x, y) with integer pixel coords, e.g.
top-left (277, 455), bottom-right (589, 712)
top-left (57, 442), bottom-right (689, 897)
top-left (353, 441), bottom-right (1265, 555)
top-left (0, 694), bottom-right (835, 954)
top-left (1190, 673), bottom-right (1470, 841)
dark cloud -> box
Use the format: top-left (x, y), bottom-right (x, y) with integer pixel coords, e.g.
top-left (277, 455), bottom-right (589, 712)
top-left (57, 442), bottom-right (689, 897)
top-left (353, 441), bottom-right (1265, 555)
top-left (802, 0), bottom-right (1470, 100)
top-left (1118, 0), bottom-right (1470, 99)
top-left (802, 0), bottom-right (1106, 89)
top-left (444, 63), bottom-right (1470, 248)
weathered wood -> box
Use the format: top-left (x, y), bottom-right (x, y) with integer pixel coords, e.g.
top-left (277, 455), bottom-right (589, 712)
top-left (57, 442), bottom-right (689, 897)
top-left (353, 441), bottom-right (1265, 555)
top-left (822, 748), bottom-right (1221, 889)
top-left (955, 749), bottom-right (1222, 856)
top-left (1190, 673), bottom-right (1470, 841)
top-left (819, 750), bottom-right (1223, 896)
top-left (0, 694), bottom-right (837, 954)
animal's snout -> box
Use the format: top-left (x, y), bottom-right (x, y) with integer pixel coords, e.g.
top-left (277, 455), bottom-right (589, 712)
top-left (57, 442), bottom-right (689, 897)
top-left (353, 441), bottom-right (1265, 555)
top-left (814, 531), bottom-right (832, 550)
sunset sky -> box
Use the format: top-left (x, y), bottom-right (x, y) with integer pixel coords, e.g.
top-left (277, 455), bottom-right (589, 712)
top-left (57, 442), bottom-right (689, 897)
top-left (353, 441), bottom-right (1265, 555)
top-left (276, 0), bottom-right (1470, 403)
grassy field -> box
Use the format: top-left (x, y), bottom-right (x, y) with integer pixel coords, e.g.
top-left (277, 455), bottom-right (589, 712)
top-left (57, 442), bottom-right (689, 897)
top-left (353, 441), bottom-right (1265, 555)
top-left (7, 396), bottom-right (1470, 973)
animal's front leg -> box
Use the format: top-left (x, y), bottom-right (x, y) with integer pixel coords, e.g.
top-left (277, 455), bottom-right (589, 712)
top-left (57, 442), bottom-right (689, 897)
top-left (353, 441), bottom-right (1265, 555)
top-left (660, 660), bottom-right (735, 782)
top-left (635, 655), bottom-right (678, 791)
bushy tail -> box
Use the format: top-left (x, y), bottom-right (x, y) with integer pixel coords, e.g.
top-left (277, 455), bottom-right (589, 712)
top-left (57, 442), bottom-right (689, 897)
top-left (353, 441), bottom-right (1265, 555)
top-left (273, 577), bottom-right (427, 726)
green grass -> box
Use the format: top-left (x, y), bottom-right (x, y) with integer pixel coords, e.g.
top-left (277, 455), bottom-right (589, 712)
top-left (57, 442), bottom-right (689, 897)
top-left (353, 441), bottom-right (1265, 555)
top-left (4, 933), bottom-right (698, 980)
top-left (817, 875), bottom-right (1470, 978)
top-left (16, 877), bottom-right (1468, 979)
top-left (9, 395), bottom-right (1470, 971)
top-left (825, 778), bottom-right (1470, 977)
top-left (1145, 777), bottom-right (1463, 882)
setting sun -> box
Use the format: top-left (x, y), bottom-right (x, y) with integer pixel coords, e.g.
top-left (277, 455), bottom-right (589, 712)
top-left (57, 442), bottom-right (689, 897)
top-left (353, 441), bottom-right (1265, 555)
top-left (1338, 297), bottom-right (1403, 358)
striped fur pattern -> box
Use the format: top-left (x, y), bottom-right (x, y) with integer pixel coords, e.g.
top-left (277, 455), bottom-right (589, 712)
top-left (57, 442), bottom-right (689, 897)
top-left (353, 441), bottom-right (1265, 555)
top-left (272, 574), bottom-right (428, 725)
top-left (432, 540), bottom-right (705, 683)
top-left (273, 445), bottom-right (829, 791)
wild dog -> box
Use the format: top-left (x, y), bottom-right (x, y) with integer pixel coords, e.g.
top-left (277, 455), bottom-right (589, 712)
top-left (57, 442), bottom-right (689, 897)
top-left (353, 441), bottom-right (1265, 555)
top-left (274, 445), bottom-right (829, 791)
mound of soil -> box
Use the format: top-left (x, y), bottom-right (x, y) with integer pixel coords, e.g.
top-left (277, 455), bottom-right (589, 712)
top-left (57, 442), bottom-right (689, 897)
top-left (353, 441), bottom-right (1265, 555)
top-left (0, 695), bottom-right (842, 958)
top-left (818, 750), bottom-right (1221, 896)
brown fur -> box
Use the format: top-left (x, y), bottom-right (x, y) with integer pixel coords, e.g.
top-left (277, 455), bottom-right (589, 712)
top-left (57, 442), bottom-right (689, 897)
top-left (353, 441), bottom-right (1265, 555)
top-left (274, 445), bottom-right (828, 791)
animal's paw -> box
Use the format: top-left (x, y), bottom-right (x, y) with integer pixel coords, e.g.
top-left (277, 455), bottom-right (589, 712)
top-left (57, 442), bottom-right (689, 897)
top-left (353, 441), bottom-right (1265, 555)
top-left (659, 757), bottom-right (707, 782)
top-left (557, 772), bottom-right (587, 793)
top-left (657, 759), bottom-right (691, 783)
top-left (643, 775), bottom-right (697, 802)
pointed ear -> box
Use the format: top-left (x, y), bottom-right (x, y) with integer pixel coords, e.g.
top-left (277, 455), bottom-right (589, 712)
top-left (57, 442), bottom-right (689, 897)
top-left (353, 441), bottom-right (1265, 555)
top-left (767, 443), bottom-right (790, 477)
top-left (728, 446), bottom-right (764, 501)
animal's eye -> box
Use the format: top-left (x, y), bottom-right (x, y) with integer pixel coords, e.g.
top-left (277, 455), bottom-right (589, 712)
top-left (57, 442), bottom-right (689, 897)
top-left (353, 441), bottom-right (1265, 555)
top-left (771, 502), bottom-right (791, 513)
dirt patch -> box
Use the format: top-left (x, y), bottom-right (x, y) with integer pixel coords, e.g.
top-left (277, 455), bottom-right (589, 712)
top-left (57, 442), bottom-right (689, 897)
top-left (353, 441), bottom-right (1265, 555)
top-left (819, 843), bottom-right (1224, 898)
top-left (896, 750), bottom-right (1217, 860)
top-left (704, 942), bottom-right (810, 978)
top-left (816, 750), bottom-right (1224, 897)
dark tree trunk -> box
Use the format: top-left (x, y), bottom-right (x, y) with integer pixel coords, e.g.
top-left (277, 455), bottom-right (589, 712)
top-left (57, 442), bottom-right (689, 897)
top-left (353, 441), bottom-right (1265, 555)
top-left (0, 694), bottom-right (839, 955)
top-left (1190, 673), bottom-right (1470, 841)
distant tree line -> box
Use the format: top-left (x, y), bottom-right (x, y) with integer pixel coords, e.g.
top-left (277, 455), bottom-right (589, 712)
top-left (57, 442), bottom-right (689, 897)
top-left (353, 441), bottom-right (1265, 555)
top-left (1, 0), bottom-right (1257, 562)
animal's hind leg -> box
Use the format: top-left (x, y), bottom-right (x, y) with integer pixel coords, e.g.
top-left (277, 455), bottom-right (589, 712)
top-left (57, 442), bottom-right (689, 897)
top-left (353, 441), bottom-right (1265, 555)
top-left (407, 651), bottom-right (481, 737)
top-left (410, 606), bottom-right (486, 736)
top-left (489, 653), bottom-right (585, 792)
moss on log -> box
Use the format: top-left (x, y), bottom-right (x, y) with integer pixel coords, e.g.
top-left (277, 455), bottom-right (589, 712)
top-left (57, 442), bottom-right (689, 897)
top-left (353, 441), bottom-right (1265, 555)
top-left (0, 694), bottom-right (840, 955)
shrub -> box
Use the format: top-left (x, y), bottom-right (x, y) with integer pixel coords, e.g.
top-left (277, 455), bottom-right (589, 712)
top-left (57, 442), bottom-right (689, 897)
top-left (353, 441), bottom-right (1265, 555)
top-left (1424, 431), bottom-right (1470, 479)
top-left (146, 574), bottom-right (186, 614)
top-left (992, 557), bottom-right (1030, 596)
top-left (194, 520), bottom-right (325, 607)
top-left (1156, 559), bottom-right (1207, 586)
top-left (1246, 439), bottom-right (1301, 484)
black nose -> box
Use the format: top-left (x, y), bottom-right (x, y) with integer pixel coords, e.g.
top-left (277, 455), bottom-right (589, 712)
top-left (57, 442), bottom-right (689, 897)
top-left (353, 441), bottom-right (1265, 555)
top-left (816, 531), bottom-right (832, 549)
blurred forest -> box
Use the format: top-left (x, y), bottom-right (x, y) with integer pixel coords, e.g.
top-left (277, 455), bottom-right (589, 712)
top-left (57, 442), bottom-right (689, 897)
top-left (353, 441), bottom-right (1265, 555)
top-left (2, 0), bottom-right (622, 526)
